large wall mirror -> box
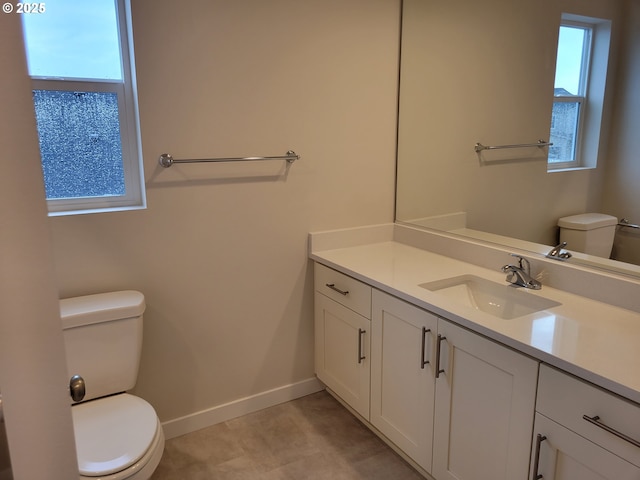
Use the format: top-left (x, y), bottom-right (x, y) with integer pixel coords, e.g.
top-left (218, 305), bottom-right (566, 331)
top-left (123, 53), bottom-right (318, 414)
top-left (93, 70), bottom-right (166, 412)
top-left (395, 0), bottom-right (640, 277)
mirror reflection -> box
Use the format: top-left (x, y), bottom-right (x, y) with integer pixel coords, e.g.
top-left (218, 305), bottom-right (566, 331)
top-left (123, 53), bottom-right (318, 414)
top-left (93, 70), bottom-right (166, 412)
top-left (395, 0), bottom-right (640, 275)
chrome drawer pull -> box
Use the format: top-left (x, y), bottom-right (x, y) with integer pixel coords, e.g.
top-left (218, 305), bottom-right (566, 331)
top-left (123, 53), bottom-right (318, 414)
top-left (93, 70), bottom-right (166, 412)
top-left (435, 334), bottom-right (446, 378)
top-left (532, 434), bottom-right (547, 479)
top-left (421, 327), bottom-right (431, 369)
top-left (358, 328), bottom-right (366, 364)
top-left (325, 283), bottom-right (349, 296)
top-left (583, 414), bottom-right (640, 448)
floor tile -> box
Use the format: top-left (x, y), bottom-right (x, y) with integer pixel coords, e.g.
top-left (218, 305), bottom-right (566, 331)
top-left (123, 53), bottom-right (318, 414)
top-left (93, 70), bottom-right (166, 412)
top-left (150, 391), bottom-right (424, 479)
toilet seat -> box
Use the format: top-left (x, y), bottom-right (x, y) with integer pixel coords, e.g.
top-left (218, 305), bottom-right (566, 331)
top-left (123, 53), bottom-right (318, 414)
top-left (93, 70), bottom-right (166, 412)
top-left (72, 393), bottom-right (164, 479)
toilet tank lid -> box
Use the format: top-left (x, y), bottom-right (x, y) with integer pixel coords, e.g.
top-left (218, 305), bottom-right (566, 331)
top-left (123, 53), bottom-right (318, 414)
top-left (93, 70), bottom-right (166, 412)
top-left (60, 291), bottom-right (145, 329)
top-left (558, 213), bottom-right (618, 230)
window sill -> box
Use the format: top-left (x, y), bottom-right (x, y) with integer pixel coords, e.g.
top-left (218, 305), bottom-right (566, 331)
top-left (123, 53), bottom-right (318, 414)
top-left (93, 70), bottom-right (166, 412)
top-left (47, 203), bottom-right (146, 217)
top-left (547, 165), bottom-right (597, 173)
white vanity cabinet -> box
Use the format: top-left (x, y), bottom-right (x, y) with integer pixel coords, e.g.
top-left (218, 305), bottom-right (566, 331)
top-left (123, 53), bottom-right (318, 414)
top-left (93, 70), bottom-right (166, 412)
top-left (369, 289), bottom-right (539, 479)
top-left (370, 290), bottom-right (438, 472)
top-left (314, 263), bottom-right (372, 420)
top-left (311, 230), bottom-right (640, 480)
top-left (432, 317), bottom-right (538, 480)
top-left (530, 365), bottom-right (640, 480)
top-left (315, 263), bottom-right (539, 479)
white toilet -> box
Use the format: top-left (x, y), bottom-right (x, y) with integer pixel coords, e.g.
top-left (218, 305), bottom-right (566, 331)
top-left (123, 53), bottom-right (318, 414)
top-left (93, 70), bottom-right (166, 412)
top-left (60, 290), bottom-right (164, 480)
top-left (557, 213), bottom-right (618, 258)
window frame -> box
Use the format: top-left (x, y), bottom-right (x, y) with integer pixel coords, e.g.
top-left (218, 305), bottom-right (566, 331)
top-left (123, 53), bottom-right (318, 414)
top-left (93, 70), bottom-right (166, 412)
top-left (548, 14), bottom-right (612, 173)
top-left (25, 0), bottom-right (146, 216)
top-left (548, 21), bottom-right (593, 170)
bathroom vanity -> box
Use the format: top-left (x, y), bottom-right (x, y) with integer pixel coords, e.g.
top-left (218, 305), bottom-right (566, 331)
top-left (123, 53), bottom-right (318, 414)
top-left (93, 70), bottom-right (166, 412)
top-left (310, 224), bottom-right (640, 480)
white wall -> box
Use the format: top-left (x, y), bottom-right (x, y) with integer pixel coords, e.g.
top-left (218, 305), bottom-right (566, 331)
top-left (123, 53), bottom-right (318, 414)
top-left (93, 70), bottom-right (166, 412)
top-left (49, 0), bottom-right (400, 424)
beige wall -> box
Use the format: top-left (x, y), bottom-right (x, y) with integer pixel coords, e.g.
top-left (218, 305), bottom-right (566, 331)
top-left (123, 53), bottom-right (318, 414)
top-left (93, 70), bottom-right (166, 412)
top-left (603, 0), bottom-right (640, 226)
top-left (1, 14), bottom-right (78, 478)
top-left (48, 0), bottom-right (400, 422)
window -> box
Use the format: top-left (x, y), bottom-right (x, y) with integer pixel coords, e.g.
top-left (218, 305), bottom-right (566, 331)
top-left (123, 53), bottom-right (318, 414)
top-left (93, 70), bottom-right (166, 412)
top-left (549, 24), bottom-right (591, 166)
top-left (548, 14), bottom-right (612, 172)
top-left (22, 0), bottom-right (145, 215)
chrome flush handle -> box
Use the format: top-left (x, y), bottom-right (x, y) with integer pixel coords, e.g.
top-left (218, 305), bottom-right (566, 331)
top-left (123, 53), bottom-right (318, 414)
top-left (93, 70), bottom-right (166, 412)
top-left (69, 375), bottom-right (86, 403)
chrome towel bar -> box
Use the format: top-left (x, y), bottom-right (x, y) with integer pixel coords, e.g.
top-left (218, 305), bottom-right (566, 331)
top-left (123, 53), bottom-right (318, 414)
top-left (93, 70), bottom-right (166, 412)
top-left (158, 150), bottom-right (300, 168)
top-left (474, 140), bottom-right (553, 153)
top-left (618, 218), bottom-right (640, 229)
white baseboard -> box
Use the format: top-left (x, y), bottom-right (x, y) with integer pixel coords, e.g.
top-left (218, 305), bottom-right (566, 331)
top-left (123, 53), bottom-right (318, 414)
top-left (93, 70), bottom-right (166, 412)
top-left (161, 377), bottom-right (325, 440)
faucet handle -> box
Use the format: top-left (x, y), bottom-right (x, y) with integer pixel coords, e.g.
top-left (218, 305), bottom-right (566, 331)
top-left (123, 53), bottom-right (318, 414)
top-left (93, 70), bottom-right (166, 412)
top-left (509, 254), bottom-right (530, 273)
top-left (546, 242), bottom-right (572, 260)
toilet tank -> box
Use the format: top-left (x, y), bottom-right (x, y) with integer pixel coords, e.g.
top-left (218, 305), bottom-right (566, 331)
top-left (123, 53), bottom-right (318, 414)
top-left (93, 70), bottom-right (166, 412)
top-left (613, 223), bottom-right (640, 265)
top-left (558, 213), bottom-right (617, 258)
top-left (60, 291), bottom-right (146, 403)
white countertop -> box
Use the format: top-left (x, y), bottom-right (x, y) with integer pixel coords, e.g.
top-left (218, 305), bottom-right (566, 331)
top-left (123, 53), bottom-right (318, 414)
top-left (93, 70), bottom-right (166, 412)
top-left (310, 236), bottom-right (640, 405)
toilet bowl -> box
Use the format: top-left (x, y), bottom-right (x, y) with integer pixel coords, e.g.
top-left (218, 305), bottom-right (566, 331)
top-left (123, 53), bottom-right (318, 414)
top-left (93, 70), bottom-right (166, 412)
top-left (60, 291), bottom-right (164, 479)
top-left (558, 213), bottom-right (617, 258)
top-left (73, 395), bottom-right (164, 480)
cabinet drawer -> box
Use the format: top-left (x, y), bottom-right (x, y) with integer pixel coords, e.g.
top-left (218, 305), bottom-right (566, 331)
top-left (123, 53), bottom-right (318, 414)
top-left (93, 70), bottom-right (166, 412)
top-left (532, 413), bottom-right (640, 480)
top-left (314, 263), bottom-right (371, 318)
top-left (537, 364), bottom-right (640, 467)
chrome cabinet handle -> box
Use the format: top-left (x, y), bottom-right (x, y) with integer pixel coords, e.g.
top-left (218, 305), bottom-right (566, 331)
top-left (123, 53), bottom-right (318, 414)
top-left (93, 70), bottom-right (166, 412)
top-left (532, 433), bottom-right (547, 479)
top-left (435, 334), bottom-right (446, 378)
top-left (421, 327), bottom-right (431, 369)
top-left (325, 283), bottom-right (349, 296)
top-left (357, 329), bottom-right (366, 363)
top-left (583, 414), bottom-right (640, 448)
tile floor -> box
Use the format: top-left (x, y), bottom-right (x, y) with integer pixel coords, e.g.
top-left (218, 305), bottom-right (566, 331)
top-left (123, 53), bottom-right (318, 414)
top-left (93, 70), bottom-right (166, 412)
top-left (150, 390), bottom-right (425, 479)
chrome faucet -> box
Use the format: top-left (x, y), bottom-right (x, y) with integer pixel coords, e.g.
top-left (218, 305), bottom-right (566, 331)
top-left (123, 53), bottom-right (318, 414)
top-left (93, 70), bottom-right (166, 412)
top-left (501, 254), bottom-right (542, 290)
top-left (546, 241), bottom-right (572, 260)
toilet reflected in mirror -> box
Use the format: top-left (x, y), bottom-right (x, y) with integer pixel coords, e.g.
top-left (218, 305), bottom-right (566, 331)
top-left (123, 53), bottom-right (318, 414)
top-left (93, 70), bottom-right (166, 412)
top-left (557, 213), bottom-right (617, 258)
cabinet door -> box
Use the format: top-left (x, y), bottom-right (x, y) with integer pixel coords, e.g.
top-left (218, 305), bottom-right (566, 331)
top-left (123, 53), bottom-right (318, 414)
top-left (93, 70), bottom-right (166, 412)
top-left (314, 292), bottom-right (370, 419)
top-left (433, 319), bottom-right (539, 480)
top-left (370, 290), bottom-right (438, 473)
top-left (531, 413), bottom-right (640, 480)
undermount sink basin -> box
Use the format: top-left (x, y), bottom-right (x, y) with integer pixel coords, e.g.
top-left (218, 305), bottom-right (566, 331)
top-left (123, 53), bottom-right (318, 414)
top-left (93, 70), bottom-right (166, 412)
top-left (419, 274), bottom-right (561, 320)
